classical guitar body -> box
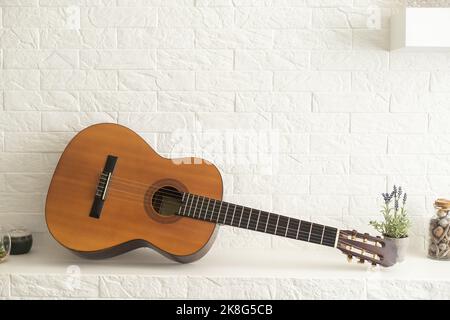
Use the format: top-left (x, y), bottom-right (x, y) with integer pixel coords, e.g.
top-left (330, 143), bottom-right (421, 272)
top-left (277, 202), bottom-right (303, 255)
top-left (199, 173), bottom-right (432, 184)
top-left (46, 123), bottom-right (397, 267)
top-left (45, 123), bottom-right (222, 263)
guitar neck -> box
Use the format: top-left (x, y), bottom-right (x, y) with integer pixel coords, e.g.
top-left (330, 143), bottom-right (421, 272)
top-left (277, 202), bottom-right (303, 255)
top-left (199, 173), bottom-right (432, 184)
top-left (177, 193), bottom-right (339, 248)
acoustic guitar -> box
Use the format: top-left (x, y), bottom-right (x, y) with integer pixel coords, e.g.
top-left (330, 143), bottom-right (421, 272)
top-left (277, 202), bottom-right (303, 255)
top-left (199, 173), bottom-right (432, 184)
top-left (45, 123), bottom-right (396, 267)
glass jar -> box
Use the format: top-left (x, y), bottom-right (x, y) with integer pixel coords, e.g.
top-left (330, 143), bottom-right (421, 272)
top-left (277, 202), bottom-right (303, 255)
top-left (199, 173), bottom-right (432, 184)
top-left (428, 199), bottom-right (450, 260)
top-left (0, 227), bottom-right (11, 263)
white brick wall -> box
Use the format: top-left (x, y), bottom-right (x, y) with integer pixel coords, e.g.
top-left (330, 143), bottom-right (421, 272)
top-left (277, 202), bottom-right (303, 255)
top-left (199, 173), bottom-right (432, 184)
top-left (0, 0), bottom-right (443, 253)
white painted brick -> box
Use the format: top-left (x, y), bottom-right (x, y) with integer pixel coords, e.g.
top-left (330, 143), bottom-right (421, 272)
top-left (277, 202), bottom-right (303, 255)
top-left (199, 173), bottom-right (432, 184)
top-left (157, 49), bottom-right (233, 70)
top-left (4, 50), bottom-right (78, 69)
top-left (275, 71), bottom-right (350, 92)
top-left (188, 277), bottom-right (276, 299)
top-left (118, 112), bottom-right (195, 132)
top-left (0, 28), bottom-right (38, 49)
top-left (118, 0), bottom-right (193, 5)
top-left (80, 50), bottom-right (155, 70)
top-left (118, 28), bottom-right (194, 49)
top-left (274, 30), bottom-right (352, 49)
top-left (0, 153), bottom-right (59, 172)
top-left (158, 7), bottom-right (233, 28)
top-left (0, 70), bottom-right (39, 90)
top-left (428, 156), bottom-right (450, 175)
top-left (367, 280), bottom-right (450, 300)
top-left (278, 134), bottom-right (309, 154)
top-left (277, 155), bottom-right (349, 175)
top-left (273, 195), bottom-right (348, 217)
top-left (0, 111), bottom-right (40, 131)
top-left (389, 135), bottom-right (450, 154)
top-left (5, 173), bottom-right (52, 193)
top-left (391, 92), bottom-right (450, 113)
top-left (276, 279), bottom-right (365, 299)
top-left (391, 52), bottom-right (450, 70)
top-left (81, 91), bottom-right (156, 112)
top-left (236, 7), bottom-right (311, 29)
top-left (196, 112), bottom-right (270, 130)
top-left (431, 72), bottom-right (450, 92)
top-left (353, 29), bottom-right (389, 50)
top-left (311, 134), bottom-right (387, 154)
top-left (81, 7), bottom-right (157, 27)
top-left (5, 132), bottom-right (75, 152)
top-left (235, 50), bottom-right (309, 71)
top-left (215, 227), bottom-right (271, 249)
top-left (158, 92), bottom-right (234, 112)
top-left (234, 174), bottom-right (309, 195)
top-left (3, 7), bottom-right (68, 28)
top-left (196, 29), bottom-right (273, 49)
top-left (197, 71), bottom-right (272, 91)
top-left (385, 175), bottom-right (436, 197)
top-left (11, 274), bottom-right (99, 298)
top-left (42, 112), bottom-right (117, 131)
top-left (313, 7), bottom-right (390, 29)
top-left (351, 113), bottom-right (427, 133)
top-left (307, 0), bottom-right (352, 6)
top-left (352, 71), bottom-right (429, 93)
top-left (349, 195), bottom-right (427, 217)
top-left (0, 193), bottom-right (44, 213)
top-left (100, 276), bottom-right (187, 299)
top-left (0, 0), bottom-right (37, 5)
top-left (311, 175), bottom-right (386, 195)
top-left (119, 70), bottom-right (194, 91)
top-left (313, 93), bottom-right (389, 112)
top-left (41, 70), bottom-right (117, 90)
top-left (5, 91), bottom-right (78, 111)
top-left (0, 275), bottom-right (9, 297)
top-left (40, 28), bottom-right (116, 49)
top-left (312, 51), bottom-right (388, 71)
top-left (273, 113), bottom-right (349, 133)
top-left (236, 92), bottom-right (311, 112)
top-left (350, 156), bottom-right (428, 174)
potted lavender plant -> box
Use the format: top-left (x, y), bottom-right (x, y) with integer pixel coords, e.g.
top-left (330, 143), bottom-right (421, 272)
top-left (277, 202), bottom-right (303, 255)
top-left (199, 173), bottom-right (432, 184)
top-left (369, 185), bottom-right (411, 263)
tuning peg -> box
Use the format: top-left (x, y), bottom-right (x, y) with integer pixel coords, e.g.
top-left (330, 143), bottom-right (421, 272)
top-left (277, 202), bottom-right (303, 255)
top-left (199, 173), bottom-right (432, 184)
top-left (358, 258), bottom-right (365, 264)
top-left (371, 262), bottom-right (377, 266)
top-left (347, 255), bottom-right (353, 262)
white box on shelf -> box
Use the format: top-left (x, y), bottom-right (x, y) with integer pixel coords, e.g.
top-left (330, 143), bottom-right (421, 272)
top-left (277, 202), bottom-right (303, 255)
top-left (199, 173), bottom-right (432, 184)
top-left (391, 7), bottom-right (450, 50)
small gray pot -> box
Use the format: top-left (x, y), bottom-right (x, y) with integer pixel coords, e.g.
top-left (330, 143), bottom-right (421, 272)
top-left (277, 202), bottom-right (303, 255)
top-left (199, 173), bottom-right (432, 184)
top-left (383, 236), bottom-right (409, 263)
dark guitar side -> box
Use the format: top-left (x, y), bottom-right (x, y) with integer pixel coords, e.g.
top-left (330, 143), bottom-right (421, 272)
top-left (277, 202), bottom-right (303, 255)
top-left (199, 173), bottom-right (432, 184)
top-left (45, 123), bottom-right (223, 262)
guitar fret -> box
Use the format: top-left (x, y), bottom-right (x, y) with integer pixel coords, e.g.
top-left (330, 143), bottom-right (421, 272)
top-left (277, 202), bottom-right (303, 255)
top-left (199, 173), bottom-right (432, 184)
top-left (246, 208), bottom-right (252, 229)
top-left (192, 196), bottom-right (200, 218)
top-left (188, 194), bottom-right (195, 218)
top-left (274, 215), bottom-right (280, 235)
top-left (203, 198), bottom-right (210, 220)
top-left (285, 217), bottom-right (290, 237)
top-left (257, 211), bottom-right (269, 233)
top-left (255, 210), bottom-right (261, 231)
top-left (197, 196), bottom-right (205, 219)
top-left (181, 194), bottom-right (190, 216)
top-left (208, 199), bottom-right (216, 221)
top-left (296, 220), bottom-right (301, 239)
top-left (320, 224), bottom-right (326, 244)
top-left (309, 224), bottom-right (324, 244)
top-left (266, 213), bottom-right (277, 234)
top-left (307, 222), bottom-right (313, 242)
top-left (215, 202), bottom-right (223, 223)
top-left (230, 204), bottom-right (237, 226)
top-left (238, 206), bottom-right (244, 227)
top-left (286, 219), bottom-right (299, 239)
top-left (222, 203), bottom-right (229, 224)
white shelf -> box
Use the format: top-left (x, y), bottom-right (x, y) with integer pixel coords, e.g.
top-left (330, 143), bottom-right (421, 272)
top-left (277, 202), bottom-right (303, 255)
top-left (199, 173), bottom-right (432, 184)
top-left (391, 7), bottom-right (450, 50)
top-left (0, 233), bottom-right (448, 299)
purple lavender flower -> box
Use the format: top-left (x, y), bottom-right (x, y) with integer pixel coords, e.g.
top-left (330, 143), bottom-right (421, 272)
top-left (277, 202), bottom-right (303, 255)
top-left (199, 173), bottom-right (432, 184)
top-left (403, 193), bottom-right (407, 205)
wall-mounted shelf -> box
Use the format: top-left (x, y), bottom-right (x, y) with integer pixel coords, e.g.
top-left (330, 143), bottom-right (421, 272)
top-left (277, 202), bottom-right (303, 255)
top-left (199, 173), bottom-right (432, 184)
top-left (391, 7), bottom-right (450, 50)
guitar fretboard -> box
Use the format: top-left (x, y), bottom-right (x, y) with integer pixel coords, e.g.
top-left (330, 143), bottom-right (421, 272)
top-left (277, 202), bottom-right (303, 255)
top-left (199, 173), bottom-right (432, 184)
top-left (177, 193), bottom-right (338, 248)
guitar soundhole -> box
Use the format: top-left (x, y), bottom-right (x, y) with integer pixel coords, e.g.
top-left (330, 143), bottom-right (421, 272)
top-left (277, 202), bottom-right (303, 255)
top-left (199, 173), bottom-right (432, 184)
top-left (152, 186), bottom-right (183, 217)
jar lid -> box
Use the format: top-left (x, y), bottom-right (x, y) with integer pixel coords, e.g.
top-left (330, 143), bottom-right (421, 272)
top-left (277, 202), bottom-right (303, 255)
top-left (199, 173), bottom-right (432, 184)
top-left (435, 198), bottom-right (450, 209)
top-left (9, 228), bottom-right (31, 238)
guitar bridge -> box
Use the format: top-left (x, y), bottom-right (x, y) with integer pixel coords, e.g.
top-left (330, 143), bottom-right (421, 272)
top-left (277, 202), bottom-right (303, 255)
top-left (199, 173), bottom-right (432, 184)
top-left (89, 155), bottom-right (118, 219)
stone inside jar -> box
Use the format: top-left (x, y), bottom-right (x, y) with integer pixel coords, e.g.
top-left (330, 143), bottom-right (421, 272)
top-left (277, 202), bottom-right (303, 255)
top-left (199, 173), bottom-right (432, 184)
top-left (429, 208), bottom-right (450, 259)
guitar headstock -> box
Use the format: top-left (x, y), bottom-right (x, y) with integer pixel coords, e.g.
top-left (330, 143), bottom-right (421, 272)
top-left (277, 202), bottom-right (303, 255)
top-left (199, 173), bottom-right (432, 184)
top-left (336, 230), bottom-right (397, 267)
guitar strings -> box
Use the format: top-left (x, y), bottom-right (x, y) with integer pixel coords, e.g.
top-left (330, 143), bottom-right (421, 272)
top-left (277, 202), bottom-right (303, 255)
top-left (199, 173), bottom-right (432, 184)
top-left (71, 172), bottom-right (338, 243)
top-left (106, 187), bottom-right (338, 243)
